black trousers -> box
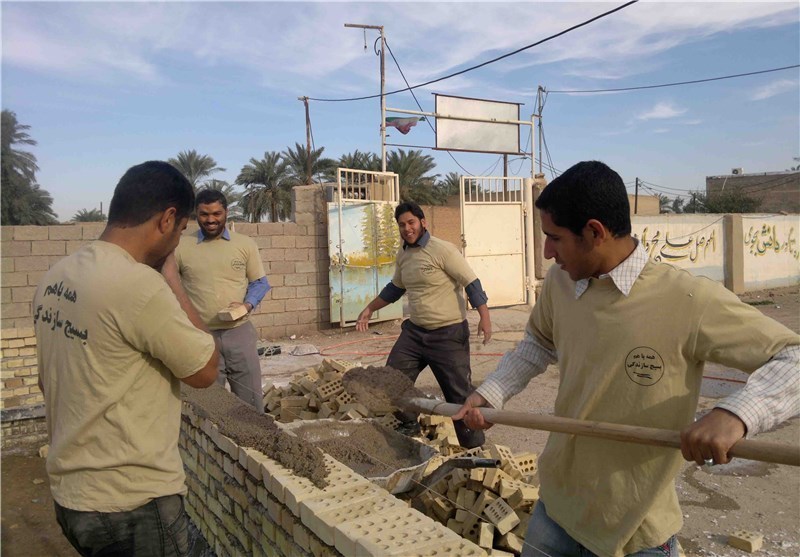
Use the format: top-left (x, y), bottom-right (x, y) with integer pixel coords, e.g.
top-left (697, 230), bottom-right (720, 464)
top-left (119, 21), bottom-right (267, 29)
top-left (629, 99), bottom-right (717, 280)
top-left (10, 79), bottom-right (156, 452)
top-left (387, 319), bottom-right (485, 448)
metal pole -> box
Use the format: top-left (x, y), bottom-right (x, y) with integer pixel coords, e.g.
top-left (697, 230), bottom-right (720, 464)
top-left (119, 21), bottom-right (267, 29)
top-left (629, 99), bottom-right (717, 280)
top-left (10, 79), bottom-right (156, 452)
top-left (634, 177), bottom-right (639, 215)
top-left (380, 27), bottom-right (387, 172)
top-left (344, 23), bottom-right (386, 172)
top-left (537, 86), bottom-right (544, 175)
top-left (299, 96), bottom-right (312, 183)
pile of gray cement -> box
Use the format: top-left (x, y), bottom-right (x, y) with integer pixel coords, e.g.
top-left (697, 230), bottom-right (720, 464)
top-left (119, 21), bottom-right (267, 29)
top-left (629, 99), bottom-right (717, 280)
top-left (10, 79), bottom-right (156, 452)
top-left (342, 365), bottom-right (425, 415)
top-left (289, 421), bottom-right (429, 478)
top-left (182, 385), bottom-right (329, 488)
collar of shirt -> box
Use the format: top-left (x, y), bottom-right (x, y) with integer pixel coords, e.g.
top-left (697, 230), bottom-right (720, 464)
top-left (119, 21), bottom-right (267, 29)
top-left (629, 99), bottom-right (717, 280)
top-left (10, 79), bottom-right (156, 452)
top-left (196, 227), bottom-right (231, 243)
top-left (403, 230), bottom-right (431, 250)
top-left (575, 238), bottom-right (648, 299)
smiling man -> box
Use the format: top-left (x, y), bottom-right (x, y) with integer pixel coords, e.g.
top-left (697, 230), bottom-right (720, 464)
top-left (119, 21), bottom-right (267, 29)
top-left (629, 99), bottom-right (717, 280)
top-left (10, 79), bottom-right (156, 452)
top-left (175, 189), bottom-right (270, 410)
top-left (356, 201), bottom-right (492, 448)
top-left (453, 160), bottom-right (799, 557)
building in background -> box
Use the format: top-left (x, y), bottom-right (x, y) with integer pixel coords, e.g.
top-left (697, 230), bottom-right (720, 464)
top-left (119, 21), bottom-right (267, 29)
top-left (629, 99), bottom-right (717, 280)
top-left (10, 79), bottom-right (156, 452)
top-left (706, 169), bottom-right (800, 213)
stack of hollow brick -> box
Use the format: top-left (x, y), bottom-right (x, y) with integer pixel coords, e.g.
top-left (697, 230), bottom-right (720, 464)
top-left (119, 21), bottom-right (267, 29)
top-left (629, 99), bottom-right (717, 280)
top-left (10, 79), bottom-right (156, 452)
top-left (416, 444), bottom-right (539, 557)
top-left (418, 414), bottom-right (468, 456)
top-left (179, 401), bottom-right (487, 557)
top-left (0, 327), bottom-right (41, 409)
top-left (263, 359), bottom-right (401, 429)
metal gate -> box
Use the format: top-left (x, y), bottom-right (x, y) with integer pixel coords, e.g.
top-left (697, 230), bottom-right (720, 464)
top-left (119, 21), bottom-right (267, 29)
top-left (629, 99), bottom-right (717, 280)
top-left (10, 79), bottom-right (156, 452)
top-left (460, 176), bottom-right (528, 307)
top-left (328, 168), bottom-right (403, 326)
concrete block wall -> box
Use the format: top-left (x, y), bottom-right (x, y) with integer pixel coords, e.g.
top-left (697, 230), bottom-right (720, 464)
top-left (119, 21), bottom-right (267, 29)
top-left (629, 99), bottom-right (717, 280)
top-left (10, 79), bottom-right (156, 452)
top-left (0, 185), bottom-right (331, 411)
top-left (0, 327), bottom-right (42, 410)
top-left (179, 402), bottom-right (487, 557)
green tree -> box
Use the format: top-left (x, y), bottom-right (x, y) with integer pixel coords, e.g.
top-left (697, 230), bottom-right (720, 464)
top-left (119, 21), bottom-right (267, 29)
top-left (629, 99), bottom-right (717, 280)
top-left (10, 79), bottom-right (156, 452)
top-left (73, 208), bottom-right (106, 222)
top-left (1, 110), bottom-right (58, 225)
top-left (788, 157), bottom-right (800, 171)
top-left (236, 152), bottom-right (290, 223)
top-left (283, 143), bottom-right (336, 186)
top-left (434, 171), bottom-right (461, 202)
top-left (703, 188), bottom-right (762, 213)
top-left (386, 149), bottom-right (439, 204)
top-left (338, 150), bottom-right (381, 171)
top-left (671, 197), bottom-right (685, 214)
top-left (656, 194), bottom-right (671, 214)
top-left (167, 149), bottom-right (225, 190)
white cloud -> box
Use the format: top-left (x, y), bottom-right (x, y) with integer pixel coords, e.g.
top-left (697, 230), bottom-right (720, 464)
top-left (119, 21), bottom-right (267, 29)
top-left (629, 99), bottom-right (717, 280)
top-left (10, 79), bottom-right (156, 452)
top-left (750, 79), bottom-right (798, 101)
top-left (3, 1), bottom-right (796, 93)
top-left (636, 102), bottom-right (687, 121)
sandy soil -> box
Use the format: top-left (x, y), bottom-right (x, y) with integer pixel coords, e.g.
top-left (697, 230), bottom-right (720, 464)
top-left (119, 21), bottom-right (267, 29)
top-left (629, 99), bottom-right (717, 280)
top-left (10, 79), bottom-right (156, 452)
top-left (2, 286), bottom-right (797, 556)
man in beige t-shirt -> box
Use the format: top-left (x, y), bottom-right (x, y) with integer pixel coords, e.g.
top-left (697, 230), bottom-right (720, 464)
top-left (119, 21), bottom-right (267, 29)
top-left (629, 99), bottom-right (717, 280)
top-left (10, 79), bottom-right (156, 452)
top-left (176, 189), bottom-right (270, 410)
top-left (357, 201), bottom-right (492, 448)
top-left (35, 161), bottom-right (219, 556)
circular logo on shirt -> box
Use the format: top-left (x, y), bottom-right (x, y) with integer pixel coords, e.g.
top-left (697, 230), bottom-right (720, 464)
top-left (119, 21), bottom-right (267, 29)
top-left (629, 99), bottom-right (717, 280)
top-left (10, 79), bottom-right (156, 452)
top-left (624, 347), bottom-right (664, 386)
top-left (231, 258), bottom-right (246, 271)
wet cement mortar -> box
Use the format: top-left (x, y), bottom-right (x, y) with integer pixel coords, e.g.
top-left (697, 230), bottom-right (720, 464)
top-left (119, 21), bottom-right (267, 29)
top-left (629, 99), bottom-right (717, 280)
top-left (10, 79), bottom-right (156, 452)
top-left (183, 366), bottom-right (432, 488)
top-left (182, 384), bottom-right (329, 488)
top-left (341, 365), bottom-right (426, 415)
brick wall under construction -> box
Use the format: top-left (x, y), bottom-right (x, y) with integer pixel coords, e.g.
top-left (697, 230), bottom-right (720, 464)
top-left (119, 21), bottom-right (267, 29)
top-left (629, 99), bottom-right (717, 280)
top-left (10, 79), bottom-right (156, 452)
top-left (179, 399), bottom-right (487, 557)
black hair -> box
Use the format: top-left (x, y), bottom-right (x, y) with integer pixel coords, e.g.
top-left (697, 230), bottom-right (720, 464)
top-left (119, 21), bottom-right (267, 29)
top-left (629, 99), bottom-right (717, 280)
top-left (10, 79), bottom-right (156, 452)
top-left (196, 188), bottom-right (228, 209)
top-left (107, 161), bottom-right (195, 227)
top-left (394, 201), bottom-right (425, 221)
top-left (535, 160), bottom-right (631, 237)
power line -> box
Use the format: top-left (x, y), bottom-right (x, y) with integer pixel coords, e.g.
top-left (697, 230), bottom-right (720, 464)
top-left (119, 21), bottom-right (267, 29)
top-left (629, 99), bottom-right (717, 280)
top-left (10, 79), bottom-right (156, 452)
top-left (308, 1), bottom-right (639, 103)
top-left (384, 38), bottom-right (475, 176)
top-left (548, 64), bottom-right (800, 94)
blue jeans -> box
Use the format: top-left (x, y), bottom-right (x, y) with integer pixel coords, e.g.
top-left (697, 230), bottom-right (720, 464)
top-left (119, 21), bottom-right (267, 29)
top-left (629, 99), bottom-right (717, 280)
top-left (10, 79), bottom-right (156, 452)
top-left (54, 494), bottom-right (196, 557)
top-left (522, 501), bottom-right (679, 557)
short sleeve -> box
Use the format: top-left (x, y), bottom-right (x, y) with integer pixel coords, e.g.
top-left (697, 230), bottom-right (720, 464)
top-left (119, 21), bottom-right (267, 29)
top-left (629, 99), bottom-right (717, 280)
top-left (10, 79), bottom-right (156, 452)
top-left (125, 285), bottom-right (216, 379)
top-left (245, 237), bottom-right (266, 282)
top-left (391, 250), bottom-right (405, 289)
top-left (440, 243), bottom-right (478, 287)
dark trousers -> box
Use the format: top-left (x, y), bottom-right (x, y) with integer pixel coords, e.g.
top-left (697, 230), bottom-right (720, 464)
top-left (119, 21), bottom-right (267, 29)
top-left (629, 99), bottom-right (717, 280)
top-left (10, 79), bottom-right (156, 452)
top-left (387, 319), bottom-right (485, 448)
top-left (212, 321), bottom-right (263, 411)
top-left (54, 494), bottom-right (203, 557)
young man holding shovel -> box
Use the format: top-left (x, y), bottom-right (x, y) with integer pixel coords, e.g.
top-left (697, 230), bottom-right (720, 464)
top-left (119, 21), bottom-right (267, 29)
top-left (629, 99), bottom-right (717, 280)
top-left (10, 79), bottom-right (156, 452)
top-left (356, 201), bottom-right (492, 448)
top-left (454, 161), bottom-right (799, 556)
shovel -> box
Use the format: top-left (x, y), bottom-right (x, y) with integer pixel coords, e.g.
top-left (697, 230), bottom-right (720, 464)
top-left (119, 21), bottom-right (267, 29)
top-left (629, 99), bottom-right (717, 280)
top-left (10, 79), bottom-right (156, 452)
top-left (405, 398), bottom-right (800, 467)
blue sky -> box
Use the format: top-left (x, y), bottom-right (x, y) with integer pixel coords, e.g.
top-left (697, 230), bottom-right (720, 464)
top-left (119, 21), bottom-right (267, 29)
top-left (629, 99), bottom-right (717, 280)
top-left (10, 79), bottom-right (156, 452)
top-left (3, 1), bottom-right (798, 221)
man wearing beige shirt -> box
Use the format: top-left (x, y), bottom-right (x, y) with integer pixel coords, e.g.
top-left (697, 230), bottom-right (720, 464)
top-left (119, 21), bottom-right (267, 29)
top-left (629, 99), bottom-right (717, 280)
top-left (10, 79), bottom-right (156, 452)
top-left (454, 161), bottom-right (799, 557)
top-left (357, 201), bottom-right (492, 448)
top-left (35, 161), bottom-right (220, 556)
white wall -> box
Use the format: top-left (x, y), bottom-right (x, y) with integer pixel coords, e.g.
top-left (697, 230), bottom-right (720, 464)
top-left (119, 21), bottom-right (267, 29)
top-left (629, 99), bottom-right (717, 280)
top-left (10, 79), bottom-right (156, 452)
top-left (742, 214), bottom-right (800, 290)
top-left (632, 215), bottom-right (725, 281)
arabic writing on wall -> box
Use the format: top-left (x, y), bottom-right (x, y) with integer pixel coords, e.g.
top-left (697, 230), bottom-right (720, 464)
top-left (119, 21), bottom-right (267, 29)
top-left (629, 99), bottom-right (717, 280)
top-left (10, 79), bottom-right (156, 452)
top-left (633, 227), bottom-right (717, 263)
top-left (744, 224), bottom-right (799, 260)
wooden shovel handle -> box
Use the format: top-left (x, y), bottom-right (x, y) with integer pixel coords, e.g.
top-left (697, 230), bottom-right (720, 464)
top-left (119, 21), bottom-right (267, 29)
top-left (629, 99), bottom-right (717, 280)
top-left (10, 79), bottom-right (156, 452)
top-left (405, 398), bottom-right (800, 467)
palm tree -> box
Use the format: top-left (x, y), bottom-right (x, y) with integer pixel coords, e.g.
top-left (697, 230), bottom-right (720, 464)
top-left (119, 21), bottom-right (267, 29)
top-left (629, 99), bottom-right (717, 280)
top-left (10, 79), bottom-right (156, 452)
top-left (338, 150), bottom-right (381, 172)
top-left (1, 110), bottom-right (58, 225)
top-left (656, 194), bottom-right (671, 214)
top-left (235, 152), bottom-right (290, 223)
top-left (167, 149), bottom-right (225, 190)
top-left (434, 171), bottom-right (461, 202)
top-left (387, 149), bottom-right (439, 203)
top-left (283, 143), bottom-right (336, 186)
top-left (73, 208), bottom-right (106, 222)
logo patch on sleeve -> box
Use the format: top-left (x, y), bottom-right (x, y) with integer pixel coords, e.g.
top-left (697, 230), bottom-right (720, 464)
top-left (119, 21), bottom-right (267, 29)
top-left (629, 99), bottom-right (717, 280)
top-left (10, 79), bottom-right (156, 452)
top-left (624, 347), bottom-right (664, 386)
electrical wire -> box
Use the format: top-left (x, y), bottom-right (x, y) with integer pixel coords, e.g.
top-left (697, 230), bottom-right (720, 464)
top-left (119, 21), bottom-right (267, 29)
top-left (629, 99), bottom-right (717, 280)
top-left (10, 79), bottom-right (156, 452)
top-left (384, 38), bottom-right (475, 176)
top-left (308, 1), bottom-right (640, 103)
top-left (548, 64), bottom-right (800, 94)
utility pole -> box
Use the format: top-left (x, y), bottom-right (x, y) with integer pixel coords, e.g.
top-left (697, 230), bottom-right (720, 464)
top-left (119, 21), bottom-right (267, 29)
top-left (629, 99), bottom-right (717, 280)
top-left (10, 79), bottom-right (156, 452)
top-left (298, 96), bottom-right (312, 183)
top-left (634, 177), bottom-right (639, 214)
top-left (537, 85), bottom-right (545, 175)
top-left (345, 23), bottom-right (386, 171)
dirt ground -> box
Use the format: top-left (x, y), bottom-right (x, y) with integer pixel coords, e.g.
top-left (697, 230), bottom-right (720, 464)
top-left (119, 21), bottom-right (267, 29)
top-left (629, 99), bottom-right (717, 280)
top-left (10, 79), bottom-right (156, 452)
top-left (2, 285), bottom-right (798, 556)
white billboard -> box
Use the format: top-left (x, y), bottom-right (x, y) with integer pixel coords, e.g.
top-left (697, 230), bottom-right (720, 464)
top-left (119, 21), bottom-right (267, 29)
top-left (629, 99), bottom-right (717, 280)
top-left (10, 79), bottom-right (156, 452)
top-left (434, 94), bottom-right (521, 155)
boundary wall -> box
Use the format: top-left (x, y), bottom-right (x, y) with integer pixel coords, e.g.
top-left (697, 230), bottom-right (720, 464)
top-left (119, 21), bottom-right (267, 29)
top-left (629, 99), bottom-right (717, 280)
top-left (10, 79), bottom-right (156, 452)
top-left (532, 184), bottom-right (799, 292)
